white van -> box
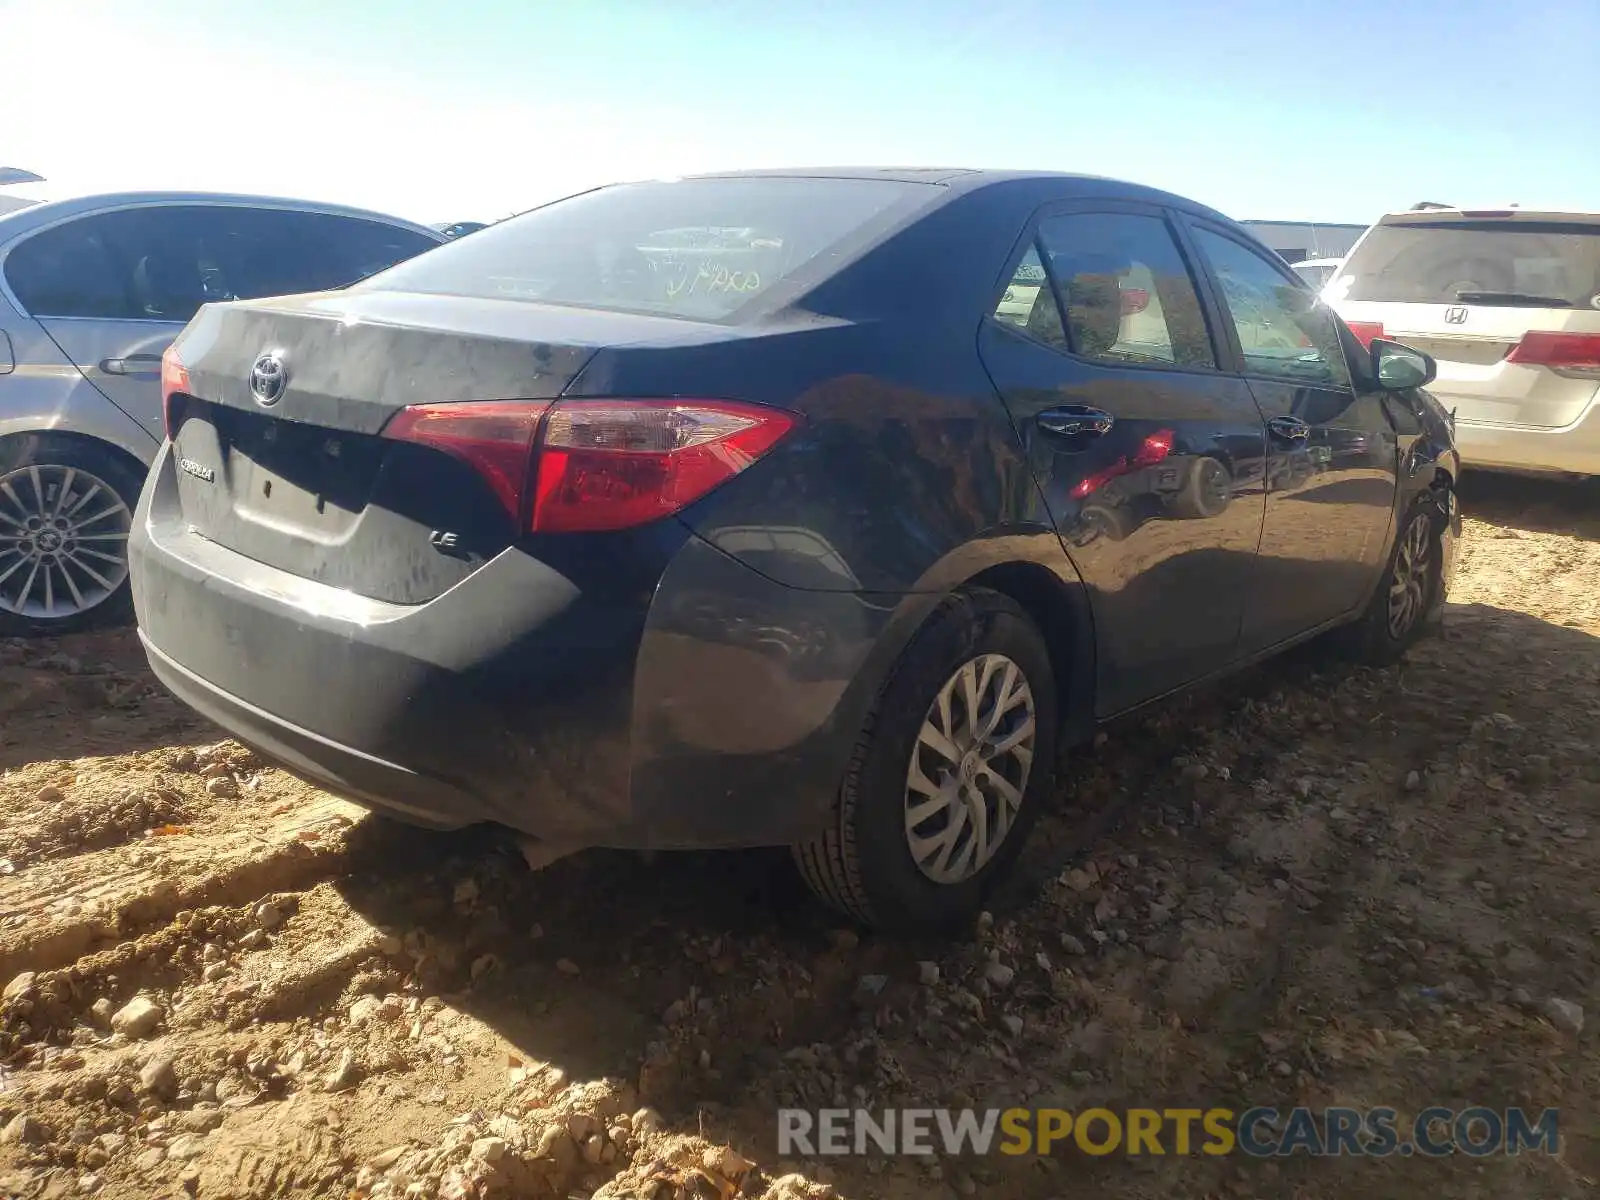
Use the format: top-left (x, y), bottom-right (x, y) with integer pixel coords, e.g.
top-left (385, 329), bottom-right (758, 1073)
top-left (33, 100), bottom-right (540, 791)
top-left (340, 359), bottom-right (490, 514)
top-left (1325, 207), bottom-right (1600, 477)
top-left (1292, 257), bottom-right (1342, 290)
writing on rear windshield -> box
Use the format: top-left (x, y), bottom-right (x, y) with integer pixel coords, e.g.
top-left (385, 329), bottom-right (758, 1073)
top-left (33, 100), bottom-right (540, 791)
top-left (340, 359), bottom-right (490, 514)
top-left (358, 176), bottom-right (933, 321)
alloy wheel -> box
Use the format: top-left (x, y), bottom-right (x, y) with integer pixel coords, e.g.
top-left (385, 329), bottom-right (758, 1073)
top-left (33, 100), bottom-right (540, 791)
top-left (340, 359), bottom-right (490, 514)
top-left (1387, 512), bottom-right (1432, 639)
top-left (904, 652), bottom-right (1037, 884)
top-left (0, 464), bottom-right (133, 621)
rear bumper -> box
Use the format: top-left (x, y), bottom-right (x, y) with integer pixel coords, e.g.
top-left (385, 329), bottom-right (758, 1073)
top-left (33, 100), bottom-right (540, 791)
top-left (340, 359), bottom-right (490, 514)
top-left (140, 634), bottom-right (496, 830)
top-left (1453, 400), bottom-right (1600, 477)
top-left (129, 442), bottom-right (889, 848)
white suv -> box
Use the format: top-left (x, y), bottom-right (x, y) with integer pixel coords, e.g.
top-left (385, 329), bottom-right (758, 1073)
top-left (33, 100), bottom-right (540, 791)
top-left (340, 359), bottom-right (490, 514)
top-left (1325, 206), bottom-right (1600, 477)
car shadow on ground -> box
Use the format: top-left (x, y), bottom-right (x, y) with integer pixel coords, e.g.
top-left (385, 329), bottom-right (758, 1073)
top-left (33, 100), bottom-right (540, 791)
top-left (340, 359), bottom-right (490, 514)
top-left (1460, 470), bottom-right (1600, 541)
top-left (324, 595), bottom-right (1600, 1197)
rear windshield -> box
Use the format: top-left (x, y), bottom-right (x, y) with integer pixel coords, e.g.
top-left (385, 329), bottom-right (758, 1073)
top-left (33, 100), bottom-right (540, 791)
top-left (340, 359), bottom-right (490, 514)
top-left (361, 177), bottom-right (937, 321)
top-left (1334, 219), bottom-right (1600, 308)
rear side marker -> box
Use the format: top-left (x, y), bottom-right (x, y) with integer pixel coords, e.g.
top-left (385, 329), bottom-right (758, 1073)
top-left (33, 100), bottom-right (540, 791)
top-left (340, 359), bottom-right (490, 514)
top-left (382, 398), bottom-right (800, 533)
top-left (161, 345), bottom-right (192, 438)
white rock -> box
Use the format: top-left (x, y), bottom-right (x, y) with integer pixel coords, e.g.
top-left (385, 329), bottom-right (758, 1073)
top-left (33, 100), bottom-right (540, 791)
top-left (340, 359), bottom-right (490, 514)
top-left (632, 1107), bottom-right (665, 1135)
top-left (325, 1048), bottom-right (360, 1092)
top-left (166, 1133), bottom-right (208, 1161)
top-left (983, 962), bottom-right (1015, 988)
top-left (703, 1144), bottom-right (752, 1178)
top-left (1, 1114), bottom-right (44, 1145)
top-left (1544, 997), bottom-right (1584, 1034)
top-left (917, 961), bottom-right (940, 986)
top-left (470, 1136), bottom-right (507, 1163)
top-left (368, 1145), bottom-right (410, 1171)
top-left (110, 996), bottom-right (163, 1039)
top-left (138, 1055), bottom-right (177, 1096)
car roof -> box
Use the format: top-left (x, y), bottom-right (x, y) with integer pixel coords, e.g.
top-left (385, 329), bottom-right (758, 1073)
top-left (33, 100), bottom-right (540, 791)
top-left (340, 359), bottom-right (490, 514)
top-left (1376, 205), bottom-right (1600, 226)
top-left (662, 166), bottom-right (1239, 223)
top-left (0, 191), bottom-right (444, 241)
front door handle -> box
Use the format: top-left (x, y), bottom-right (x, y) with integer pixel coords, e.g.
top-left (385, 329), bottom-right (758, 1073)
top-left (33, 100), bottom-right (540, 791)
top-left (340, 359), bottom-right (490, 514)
top-left (1268, 415), bottom-right (1311, 441)
top-left (1037, 406), bottom-right (1114, 439)
top-left (99, 354), bottom-right (164, 376)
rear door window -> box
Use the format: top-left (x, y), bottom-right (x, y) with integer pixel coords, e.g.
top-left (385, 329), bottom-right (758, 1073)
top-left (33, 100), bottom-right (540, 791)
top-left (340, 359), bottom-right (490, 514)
top-left (6, 214), bottom-right (141, 319)
top-left (1033, 211), bottom-right (1216, 369)
top-left (192, 208), bottom-right (438, 299)
top-left (360, 177), bottom-right (939, 321)
top-left (5, 206), bottom-right (438, 324)
top-left (1332, 219), bottom-right (1600, 309)
top-left (990, 244), bottom-right (1068, 350)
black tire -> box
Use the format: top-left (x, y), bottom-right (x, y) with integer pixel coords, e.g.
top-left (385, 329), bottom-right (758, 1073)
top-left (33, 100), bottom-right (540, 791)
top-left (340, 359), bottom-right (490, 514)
top-left (793, 588), bottom-right (1059, 932)
top-left (1333, 490), bottom-right (1447, 666)
top-left (0, 433), bottom-right (145, 638)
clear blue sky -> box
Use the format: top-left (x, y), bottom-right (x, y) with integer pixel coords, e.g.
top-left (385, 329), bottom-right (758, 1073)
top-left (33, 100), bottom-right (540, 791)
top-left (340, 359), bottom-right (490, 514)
top-left (3, 0), bottom-right (1595, 226)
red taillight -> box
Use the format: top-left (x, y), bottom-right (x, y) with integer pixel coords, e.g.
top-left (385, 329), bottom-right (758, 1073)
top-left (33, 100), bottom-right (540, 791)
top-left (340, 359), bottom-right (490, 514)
top-left (531, 400), bottom-right (798, 532)
top-left (1120, 287), bottom-right (1150, 315)
top-left (1345, 321), bottom-right (1385, 349)
top-left (381, 398), bottom-right (799, 533)
top-left (1505, 331), bottom-right (1600, 372)
top-left (382, 400), bottom-right (552, 519)
top-left (160, 345), bottom-right (191, 439)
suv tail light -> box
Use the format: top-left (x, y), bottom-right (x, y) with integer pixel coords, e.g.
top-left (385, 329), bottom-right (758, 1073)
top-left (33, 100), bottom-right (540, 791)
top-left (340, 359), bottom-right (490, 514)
top-left (382, 398), bottom-right (800, 533)
top-left (1505, 331), bottom-right (1600, 374)
top-left (1345, 321), bottom-right (1385, 349)
top-left (160, 345), bottom-right (191, 439)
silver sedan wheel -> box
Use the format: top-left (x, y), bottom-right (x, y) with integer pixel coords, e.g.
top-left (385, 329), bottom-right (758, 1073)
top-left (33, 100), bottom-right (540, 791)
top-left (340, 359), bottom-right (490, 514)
top-left (905, 652), bottom-right (1038, 885)
top-left (0, 464), bottom-right (132, 621)
top-left (1387, 512), bottom-right (1432, 639)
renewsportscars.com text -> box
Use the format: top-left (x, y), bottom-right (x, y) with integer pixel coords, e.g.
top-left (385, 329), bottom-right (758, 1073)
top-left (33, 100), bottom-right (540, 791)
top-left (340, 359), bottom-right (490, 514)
top-left (778, 1106), bottom-right (1560, 1158)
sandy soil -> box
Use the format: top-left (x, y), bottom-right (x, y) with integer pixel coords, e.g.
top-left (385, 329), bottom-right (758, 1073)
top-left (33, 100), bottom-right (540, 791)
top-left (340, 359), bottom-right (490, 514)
top-left (1, 473), bottom-right (1596, 1199)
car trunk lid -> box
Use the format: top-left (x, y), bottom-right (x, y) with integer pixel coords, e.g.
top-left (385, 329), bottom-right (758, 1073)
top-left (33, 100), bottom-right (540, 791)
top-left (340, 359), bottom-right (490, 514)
top-left (164, 291), bottom-right (729, 603)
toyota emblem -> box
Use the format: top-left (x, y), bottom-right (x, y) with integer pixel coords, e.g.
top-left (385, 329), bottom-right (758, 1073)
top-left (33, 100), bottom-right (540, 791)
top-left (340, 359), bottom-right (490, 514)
top-left (249, 353), bottom-right (288, 405)
top-left (1444, 306), bottom-right (1468, 325)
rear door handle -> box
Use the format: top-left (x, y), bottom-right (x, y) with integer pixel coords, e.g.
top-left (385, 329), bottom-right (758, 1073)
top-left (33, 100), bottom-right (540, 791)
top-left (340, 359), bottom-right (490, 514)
top-left (99, 354), bottom-right (164, 376)
top-left (1037, 406), bottom-right (1114, 439)
top-left (1268, 415), bottom-right (1311, 441)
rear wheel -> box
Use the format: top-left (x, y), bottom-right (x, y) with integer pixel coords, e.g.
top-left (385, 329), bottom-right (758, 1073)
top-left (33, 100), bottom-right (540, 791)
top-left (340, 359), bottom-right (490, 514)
top-left (0, 435), bottom-right (143, 637)
top-left (794, 588), bottom-right (1059, 931)
top-left (1334, 491), bottom-right (1445, 665)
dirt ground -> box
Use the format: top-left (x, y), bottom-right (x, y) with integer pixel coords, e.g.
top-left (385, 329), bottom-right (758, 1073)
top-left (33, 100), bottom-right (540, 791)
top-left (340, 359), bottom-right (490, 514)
top-left (1, 473), bottom-right (1596, 1200)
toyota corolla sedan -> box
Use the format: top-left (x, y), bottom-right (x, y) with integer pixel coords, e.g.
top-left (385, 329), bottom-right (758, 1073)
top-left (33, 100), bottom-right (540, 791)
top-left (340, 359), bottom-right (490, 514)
top-left (131, 169), bottom-right (1460, 931)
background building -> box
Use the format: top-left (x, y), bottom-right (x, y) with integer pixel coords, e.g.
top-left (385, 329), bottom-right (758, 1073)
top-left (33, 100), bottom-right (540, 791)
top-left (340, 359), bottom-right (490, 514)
top-left (0, 167), bottom-right (45, 215)
top-left (1240, 219), bottom-right (1367, 263)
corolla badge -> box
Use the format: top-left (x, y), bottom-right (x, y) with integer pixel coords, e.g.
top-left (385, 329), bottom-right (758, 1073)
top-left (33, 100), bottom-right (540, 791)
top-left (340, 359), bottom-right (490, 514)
top-left (249, 353), bottom-right (288, 405)
top-left (177, 457), bottom-right (215, 483)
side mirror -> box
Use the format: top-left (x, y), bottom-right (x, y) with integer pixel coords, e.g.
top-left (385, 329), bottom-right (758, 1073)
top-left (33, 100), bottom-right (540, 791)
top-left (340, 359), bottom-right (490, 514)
top-left (1369, 337), bottom-right (1436, 390)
